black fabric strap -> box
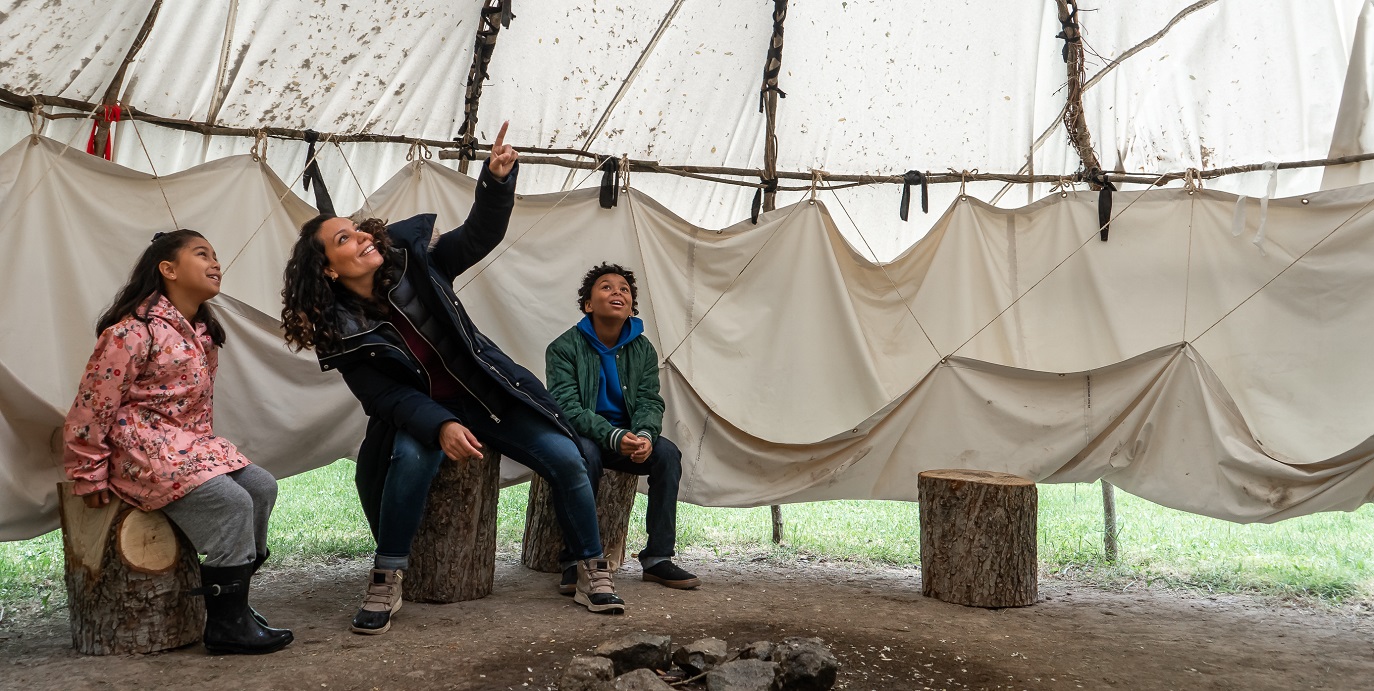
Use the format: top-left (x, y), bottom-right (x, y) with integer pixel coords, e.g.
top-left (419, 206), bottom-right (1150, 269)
top-left (302, 129), bottom-right (335, 216)
top-left (899, 170), bottom-right (928, 221)
top-left (1086, 168), bottom-right (1116, 241)
top-left (188, 580), bottom-right (244, 597)
top-left (750, 178), bottom-right (778, 224)
top-left (599, 156), bottom-right (620, 209)
top-left (758, 0), bottom-right (788, 113)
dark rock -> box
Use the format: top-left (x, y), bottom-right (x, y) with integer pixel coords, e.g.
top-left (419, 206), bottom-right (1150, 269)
top-left (595, 633), bottom-right (672, 675)
top-left (672, 637), bottom-right (728, 675)
top-left (705, 659), bottom-right (781, 691)
top-left (773, 637), bottom-right (838, 690)
top-left (737, 640), bottom-right (776, 661)
top-left (610, 668), bottom-right (674, 690)
top-left (560, 655), bottom-right (614, 691)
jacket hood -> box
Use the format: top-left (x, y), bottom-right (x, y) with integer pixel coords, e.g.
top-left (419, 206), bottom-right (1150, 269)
top-left (576, 315), bottom-right (642, 354)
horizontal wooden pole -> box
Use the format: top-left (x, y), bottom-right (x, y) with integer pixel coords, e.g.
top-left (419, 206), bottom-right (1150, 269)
top-left (4, 87), bottom-right (1372, 189)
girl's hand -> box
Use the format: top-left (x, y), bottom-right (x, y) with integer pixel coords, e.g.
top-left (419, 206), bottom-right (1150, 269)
top-left (439, 421), bottom-right (484, 461)
top-left (487, 121), bottom-right (518, 181)
top-left (82, 489), bottom-right (113, 509)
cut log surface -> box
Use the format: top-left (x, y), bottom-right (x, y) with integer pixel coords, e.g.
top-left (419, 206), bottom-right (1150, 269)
top-left (58, 483), bottom-right (203, 655)
top-left (406, 449), bottom-right (501, 604)
top-left (522, 470), bottom-right (639, 573)
top-left (116, 509), bottom-right (179, 574)
top-left (918, 469), bottom-right (1038, 608)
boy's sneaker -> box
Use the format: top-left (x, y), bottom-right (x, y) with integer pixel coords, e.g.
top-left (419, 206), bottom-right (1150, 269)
top-left (642, 560), bottom-right (700, 589)
top-left (559, 564), bottom-right (577, 596)
top-left (574, 558), bottom-right (626, 614)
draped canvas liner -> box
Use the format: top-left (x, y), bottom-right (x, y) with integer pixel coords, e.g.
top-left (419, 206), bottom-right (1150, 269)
top-left (2, 134), bottom-right (1373, 540)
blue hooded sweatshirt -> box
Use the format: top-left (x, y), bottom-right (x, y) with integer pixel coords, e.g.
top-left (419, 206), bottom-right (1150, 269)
top-left (575, 315), bottom-right (644, 427)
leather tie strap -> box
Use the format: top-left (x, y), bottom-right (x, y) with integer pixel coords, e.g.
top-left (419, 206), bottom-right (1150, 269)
top-left (900, 170), bottom-right (928, 221)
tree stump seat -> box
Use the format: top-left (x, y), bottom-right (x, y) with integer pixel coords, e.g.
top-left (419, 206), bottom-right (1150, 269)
top-left (406, 448), bottom-right (502, 603)
top-left (917, 469), bottom-right (1038, 608)
top-left (57, 481), bottom-right (204, 655)
top-left (522, 469), bottom-right (639, 573)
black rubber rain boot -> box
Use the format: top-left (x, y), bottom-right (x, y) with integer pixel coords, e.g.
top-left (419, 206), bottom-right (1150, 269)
top-left (247, 550), bottom-right (270, 626)
top-left (197, 563), bottom-right (294, 655)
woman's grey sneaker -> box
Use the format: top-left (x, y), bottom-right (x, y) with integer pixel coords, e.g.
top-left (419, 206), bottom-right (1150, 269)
top-left (642, 560), bottom-right (700, 589)
top-left (559, 564), bottom-right (577, 596)
top-left (350, 568), bottom-right (403, 634)
top-left (575, 558), bottom-right (626, 614)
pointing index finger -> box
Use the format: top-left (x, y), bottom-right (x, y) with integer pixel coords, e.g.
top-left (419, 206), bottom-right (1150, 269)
top-left (493, 120), bottom-right (509, 150)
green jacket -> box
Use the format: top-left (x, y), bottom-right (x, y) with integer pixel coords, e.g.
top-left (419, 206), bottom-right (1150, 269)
top-left (545, 324), bottom-right (665, 452)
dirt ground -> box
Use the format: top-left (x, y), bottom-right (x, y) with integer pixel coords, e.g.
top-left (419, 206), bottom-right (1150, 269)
top-left (2, 550), bottom-right (1372, 691)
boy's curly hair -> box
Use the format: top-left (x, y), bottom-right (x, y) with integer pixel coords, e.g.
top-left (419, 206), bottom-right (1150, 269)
top-left (577, 262), bottom-right (638, 316)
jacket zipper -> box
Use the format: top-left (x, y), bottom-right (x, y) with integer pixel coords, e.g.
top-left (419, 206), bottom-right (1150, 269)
top-left (428, 273), bottom-right (580, 433)
top-left (390, 255), bottom-right (501, 424)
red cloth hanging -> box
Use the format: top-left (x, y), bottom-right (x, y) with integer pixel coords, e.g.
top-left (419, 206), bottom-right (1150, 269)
top-left (84, 104), bottom-right (122, 160)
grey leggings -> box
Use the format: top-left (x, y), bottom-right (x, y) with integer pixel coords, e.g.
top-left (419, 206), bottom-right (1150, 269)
top-left (160, 465), bottom-right (278, 568)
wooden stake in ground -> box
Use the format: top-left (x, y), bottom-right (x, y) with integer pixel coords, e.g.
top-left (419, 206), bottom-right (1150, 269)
top-left (522, 470), bottom-right (639, 573)
top-left (406, 449), bottom-right (502, 603)
top-left (58, 482), bottom-right (203, 655)
top-left (918, 470), bottom-right (1038, 608)
top-left (1101, 480), bottom-right (1119, 561)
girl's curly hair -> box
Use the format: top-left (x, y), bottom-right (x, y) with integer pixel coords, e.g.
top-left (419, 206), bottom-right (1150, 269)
top-left (576, 262), bottom-right (638, 315)
top-left (280, 215), bottom-right (395, 354)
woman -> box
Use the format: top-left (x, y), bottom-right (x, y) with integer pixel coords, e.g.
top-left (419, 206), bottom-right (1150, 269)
top-left (65, 230), bottom-right (292, 655)
top-left (280, 122), bottom-right (623, 635)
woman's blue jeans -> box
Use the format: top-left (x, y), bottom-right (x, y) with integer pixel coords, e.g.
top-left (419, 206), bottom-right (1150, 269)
top-left (373, 403), bottom-right (603, 569)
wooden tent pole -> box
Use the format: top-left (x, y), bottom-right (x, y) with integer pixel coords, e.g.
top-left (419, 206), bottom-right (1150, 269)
top-left (1055, 0), bottom-right (1102, 176)
top-left (759, 0), bottom-right (791, 545)
top-left (1056, 2), bottom-right (1120, 556)
top-left (91, 0), bottom-right (164, 156)
top-left (760, 0), bottom-right (788, 214)
top-left (1102, 480), bottom-right (1119, 562)
top-left (455, 0), bottom-right (511, 174)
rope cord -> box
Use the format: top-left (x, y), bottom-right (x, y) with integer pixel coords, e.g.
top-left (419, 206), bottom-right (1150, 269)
top-left (1190, 195), bottom-right (1374, 343)
top-left (455, 157), bottom-right (616, 292)
top-left (221, 130), bottom-right (337, 276)
top-left (335, 140), bottom-right (375, 217)
top-left (125, 112), bottom-right (179, 229)
top-left (658, 199), bottom-right (810, 364)
top-left (826, 185), bottom-right (941, 357)
top-left (0, 102), bottom-right (104, 240)
top-left (945, 172), bottom-right (1170, 359)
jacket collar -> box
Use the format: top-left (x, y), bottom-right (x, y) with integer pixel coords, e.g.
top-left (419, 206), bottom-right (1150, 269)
top-left (333, 248), bottom-right (407, 340)
top-left (142, 294), bottom-right (206, 341)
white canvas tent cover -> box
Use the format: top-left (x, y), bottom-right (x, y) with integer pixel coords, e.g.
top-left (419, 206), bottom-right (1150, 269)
top-left (2, 1), bottom-right (1374, 540)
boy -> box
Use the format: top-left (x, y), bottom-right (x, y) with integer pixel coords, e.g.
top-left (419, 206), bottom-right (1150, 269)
top-left (545, 262), bottom-right (700, 593)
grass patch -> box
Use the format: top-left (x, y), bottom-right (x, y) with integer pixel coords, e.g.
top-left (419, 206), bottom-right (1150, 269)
top-left (3, 462), bottom-right (1371, 612)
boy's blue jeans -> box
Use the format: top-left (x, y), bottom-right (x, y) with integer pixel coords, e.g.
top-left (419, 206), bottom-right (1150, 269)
top-left (574, 434), bottom-right (682, 568)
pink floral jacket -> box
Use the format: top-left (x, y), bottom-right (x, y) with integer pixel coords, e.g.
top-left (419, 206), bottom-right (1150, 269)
top-left (63, 296), bottom-right (249, 511)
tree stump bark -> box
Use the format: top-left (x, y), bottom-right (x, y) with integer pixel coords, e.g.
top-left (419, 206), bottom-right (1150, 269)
top-left (406, 449), bottom-right (502, 603)
top-left (522, 470), bottom-right (639, 573)
top-left (918, 469), bottom-right (1038, 608)
top-left (57, 482), bottom-right (204, 655)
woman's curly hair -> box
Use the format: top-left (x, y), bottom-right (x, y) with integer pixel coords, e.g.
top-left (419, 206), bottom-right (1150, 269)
top-left (576, 262), bottom-right (638, 315)
top-left (280, 215), bottom-right (395, 354)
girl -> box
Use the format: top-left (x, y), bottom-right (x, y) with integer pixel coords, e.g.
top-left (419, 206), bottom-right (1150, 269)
top-left (280, 122), bottom-right (623, 636)
top-left (64, 230), bottom-right (292, 655)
